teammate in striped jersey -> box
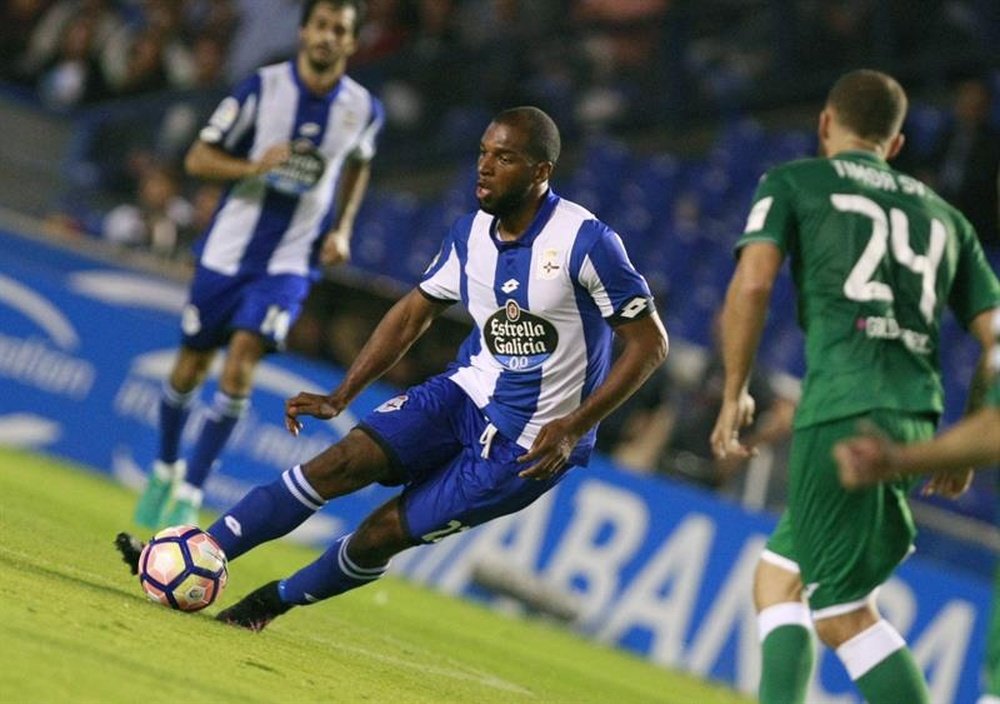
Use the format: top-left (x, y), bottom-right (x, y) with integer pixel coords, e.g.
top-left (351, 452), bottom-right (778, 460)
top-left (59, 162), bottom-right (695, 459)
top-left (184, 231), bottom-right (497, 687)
top-left (168, 106), bottom-right (669, 630)
top-left (133, 0), bottom-right (383, 529)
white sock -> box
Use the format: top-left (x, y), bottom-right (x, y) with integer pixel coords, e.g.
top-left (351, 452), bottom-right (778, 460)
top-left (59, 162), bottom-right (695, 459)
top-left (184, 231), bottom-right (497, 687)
top-left (835, 619), bottom-right (905, 680)
top-left (173, 481), bottom-right (203, 506)
top-left (757, 602), bottom-right (813, 643)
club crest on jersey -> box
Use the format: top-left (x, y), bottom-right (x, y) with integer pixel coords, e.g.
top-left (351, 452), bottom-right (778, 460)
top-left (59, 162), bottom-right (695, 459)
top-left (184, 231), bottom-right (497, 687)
top-left (341, 110), bottom-right (360, 131)
top-left (537, 249), bottom-right (562, 280)
top-left (376, 395), bottom-right (408, 413)
top-left (484, 300), bottom-right (558, 372)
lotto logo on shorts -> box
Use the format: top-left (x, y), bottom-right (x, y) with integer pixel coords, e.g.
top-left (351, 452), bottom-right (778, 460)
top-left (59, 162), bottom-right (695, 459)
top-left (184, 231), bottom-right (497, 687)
top-left (375, 395), bottom-right (408, 413)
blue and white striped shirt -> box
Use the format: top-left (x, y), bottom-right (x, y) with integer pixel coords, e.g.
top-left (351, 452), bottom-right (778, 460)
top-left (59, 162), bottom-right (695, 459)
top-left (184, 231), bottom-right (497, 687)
top-left (194, 60), bottom-right (383, 278)
top-left (420, 191), bottom-right (655, 464)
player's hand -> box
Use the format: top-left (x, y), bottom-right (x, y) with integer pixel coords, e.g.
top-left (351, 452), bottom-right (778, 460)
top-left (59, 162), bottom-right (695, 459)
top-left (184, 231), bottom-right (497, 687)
top-left (710, 392), bottom-right (757, 460)
top-left (833, 434), bottom-right (893, 489)
top-left (921, 468), bottom-right (973, 499)
top-left (284, 391), bottom-right (345, 436)
top-left (320, 229), bottom-right (350, 267)
top-left (518, 418), bottom-right (579, 481)
top-left (254, 143), bottom-right (292, 175)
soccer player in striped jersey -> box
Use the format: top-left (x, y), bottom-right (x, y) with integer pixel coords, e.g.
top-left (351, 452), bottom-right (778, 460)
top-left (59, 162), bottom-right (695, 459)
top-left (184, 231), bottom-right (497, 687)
top-left (711, 70), bottom-right (1000, 704)
top-left (133, 0), bottom-right (384, 529)
top-left (150, 106), bottom-right (669, 630)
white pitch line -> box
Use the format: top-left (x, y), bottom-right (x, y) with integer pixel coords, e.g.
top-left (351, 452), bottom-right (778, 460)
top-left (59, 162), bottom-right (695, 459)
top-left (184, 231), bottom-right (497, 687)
top-left (301, 630), bottom-right (535, 696)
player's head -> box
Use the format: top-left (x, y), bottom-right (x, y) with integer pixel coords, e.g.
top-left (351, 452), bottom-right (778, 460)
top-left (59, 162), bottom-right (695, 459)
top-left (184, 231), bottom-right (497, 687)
top-left (476, 107), bottom-right (560, 217)
top-left (819, 69), bottom-right (907, 159)
top-left (299, 0), bottom-right (364, 71)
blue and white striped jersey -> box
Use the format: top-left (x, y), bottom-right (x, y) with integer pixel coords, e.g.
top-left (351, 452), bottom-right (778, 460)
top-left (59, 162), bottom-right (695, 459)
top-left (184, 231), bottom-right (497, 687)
top-left (420, 191), bottom-right (655, 465)
top-left (194, 60), bottom-right (383, 278)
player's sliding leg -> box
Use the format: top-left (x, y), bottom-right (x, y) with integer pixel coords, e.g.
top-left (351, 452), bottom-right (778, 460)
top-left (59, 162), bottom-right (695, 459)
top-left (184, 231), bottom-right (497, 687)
top-left (217, 426), bottom-right (566, 632)
top-left (815, 605), bottom-right (929, 704)
top-left (754, 554), bottom-right (814, 704)
top-left (207, 429), bottom-right (397, 561)
top-left (216, 499), bottom-right (410, 631)
top-left (134, 381), bottom-right (197, 528)
top-left (114, 533), bottom-right (145, 574)
top-left (205, 464), bottom-right (325, 561)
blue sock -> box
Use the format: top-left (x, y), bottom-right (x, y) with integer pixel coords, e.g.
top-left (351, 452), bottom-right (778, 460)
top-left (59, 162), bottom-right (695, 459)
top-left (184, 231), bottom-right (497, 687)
top-left (279, 534), bottom-right (389, 605)
top-left (159, 382), bottom-right (197, 464)
top-left (185, 391), bottom-right (248, 488)
top-left (208, 465), bottom-right (324, 561)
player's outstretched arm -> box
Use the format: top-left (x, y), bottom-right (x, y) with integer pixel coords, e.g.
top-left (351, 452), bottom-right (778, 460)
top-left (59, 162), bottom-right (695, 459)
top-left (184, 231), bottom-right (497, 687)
top-left (518, 312), bottom-right (668, 480)
top-left (711, 241), bottom-right (782, 460)
top-left (285, 288), bottom-right (450, 435)
top-left (184, 140), bottom-right (290, 183)
top-left (835, 407), bottom-right (1000, 489)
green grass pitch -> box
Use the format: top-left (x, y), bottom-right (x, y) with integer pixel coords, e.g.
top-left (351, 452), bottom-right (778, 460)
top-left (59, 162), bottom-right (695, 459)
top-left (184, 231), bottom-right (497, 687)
top-left (0, 447), bottom-right (752, 703)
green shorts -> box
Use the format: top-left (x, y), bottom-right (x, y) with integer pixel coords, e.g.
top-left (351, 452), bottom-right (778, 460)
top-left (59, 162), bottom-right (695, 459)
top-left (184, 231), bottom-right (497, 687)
top-left (764, 410), bottom-right (933, 615)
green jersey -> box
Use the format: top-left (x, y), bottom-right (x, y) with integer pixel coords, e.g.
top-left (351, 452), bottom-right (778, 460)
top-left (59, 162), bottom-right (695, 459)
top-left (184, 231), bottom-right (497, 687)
top-left (990, 310), bottom-right (1000, 409)
top-left (737, 150), bottom-right (1000, 428)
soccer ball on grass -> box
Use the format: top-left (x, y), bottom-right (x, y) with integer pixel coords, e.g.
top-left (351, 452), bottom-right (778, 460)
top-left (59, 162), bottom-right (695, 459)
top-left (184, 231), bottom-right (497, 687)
top-left (138, 525), bottom-right (228, 612)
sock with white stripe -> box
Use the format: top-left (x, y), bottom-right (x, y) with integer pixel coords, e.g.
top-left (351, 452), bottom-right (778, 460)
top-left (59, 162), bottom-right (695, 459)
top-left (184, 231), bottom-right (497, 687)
top-left (185, 391), bottom-right (249, 488)
top-left (757, 602), bottom-right (815, 704)
top-left (159, 382), bottom-right (197, 464)
top-left (837, 620), bottom-right (929, 704)
top-left (207, 465), bottom-right (324, 561)
top-left (279, 534), bottom-right (388, 605)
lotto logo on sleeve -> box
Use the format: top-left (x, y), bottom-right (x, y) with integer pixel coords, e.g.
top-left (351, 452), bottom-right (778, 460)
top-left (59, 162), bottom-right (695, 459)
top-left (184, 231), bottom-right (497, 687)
top-left (619, 297), bottom-right (649, 319)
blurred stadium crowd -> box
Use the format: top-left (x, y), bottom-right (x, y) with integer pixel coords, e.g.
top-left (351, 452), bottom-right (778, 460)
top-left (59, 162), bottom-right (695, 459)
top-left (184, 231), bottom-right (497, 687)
top-left (1, 0), bottom-right (998, 523)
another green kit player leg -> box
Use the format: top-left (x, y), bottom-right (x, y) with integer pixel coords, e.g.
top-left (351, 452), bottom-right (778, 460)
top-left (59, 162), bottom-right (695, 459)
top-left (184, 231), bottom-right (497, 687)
top-left (980, 545), bottom-right (1000, 703)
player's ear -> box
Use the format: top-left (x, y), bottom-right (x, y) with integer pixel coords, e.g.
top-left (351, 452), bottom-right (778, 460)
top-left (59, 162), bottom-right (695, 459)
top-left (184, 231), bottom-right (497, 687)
top-left (885, 132), bottom-right (905, 161)
top-left (534, 160), bottom-right (554, 185)
top-left (817, 108), bottom-right (832, 142)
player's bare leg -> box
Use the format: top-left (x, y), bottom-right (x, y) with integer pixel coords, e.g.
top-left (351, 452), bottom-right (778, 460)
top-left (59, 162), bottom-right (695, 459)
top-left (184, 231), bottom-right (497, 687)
top-left (754, 557), bottom-right (814, 704)
top-left (814, 603), bottom-right (928, 703)
top-left (301, 429), bottom-right (406, 499)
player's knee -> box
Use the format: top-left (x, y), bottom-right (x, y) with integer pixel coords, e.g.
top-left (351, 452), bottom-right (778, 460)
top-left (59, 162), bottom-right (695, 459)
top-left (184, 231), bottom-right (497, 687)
top-left (302, 430), bottom-right (396, 498)
top-left (813, 607), bottom-right (879, 648)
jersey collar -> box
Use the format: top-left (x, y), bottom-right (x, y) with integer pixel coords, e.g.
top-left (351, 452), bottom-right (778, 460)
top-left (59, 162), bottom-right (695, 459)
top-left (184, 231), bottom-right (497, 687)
top-left (491, 189), bottom-right (560, 249)
top-left (836, 149), bottom-right (887, 164)
top-left (289, 59), bottom-right (344, 103)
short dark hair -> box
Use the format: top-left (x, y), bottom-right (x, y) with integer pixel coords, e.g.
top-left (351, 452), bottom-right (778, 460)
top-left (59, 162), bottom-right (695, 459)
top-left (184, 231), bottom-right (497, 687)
top-left (493, 106), bottom-right (561, 164)
top-left (300, 0), bottom-right (366, 34)
top-left (827, 69), bottom-right (907, 143)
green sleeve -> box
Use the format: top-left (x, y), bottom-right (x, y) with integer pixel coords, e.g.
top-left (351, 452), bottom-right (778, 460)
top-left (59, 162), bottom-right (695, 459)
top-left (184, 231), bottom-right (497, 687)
top-left (735, 168), bottom-right (796, 256)
top-left (948, 216), bottom-right (1000, 328)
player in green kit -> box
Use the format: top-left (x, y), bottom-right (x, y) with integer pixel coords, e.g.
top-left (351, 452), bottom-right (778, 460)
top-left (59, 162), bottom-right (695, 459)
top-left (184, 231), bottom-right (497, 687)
top-left (834, 310), bottom-right (1000, 484)
top-left (710, 69), bottom-right (1000, 704)
top-left (834, 309), bottom-right (1000, 704)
